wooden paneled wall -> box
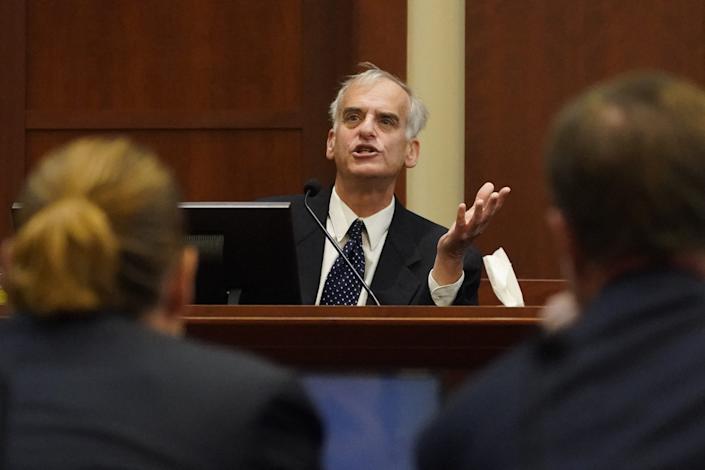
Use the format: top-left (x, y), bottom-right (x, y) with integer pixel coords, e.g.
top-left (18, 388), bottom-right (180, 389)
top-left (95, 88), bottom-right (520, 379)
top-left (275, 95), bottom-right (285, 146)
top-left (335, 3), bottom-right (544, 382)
top-left (465, 0), bottom-right (705, 278)
top-left (0, 0), bottom-right (406, 240)
top-left (4, 1), bottom-right (704, 284)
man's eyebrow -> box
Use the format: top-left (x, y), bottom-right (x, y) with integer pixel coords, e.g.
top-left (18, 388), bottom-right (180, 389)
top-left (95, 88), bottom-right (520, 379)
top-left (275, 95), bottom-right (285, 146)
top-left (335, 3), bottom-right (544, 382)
top-left (378, 112), bottom-right (400, 122)
top-left (342, 107), bottom-right (363, 115)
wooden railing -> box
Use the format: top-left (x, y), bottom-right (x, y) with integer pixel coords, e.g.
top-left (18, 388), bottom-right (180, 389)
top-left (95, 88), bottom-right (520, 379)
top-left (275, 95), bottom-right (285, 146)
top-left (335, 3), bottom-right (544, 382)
top-left (184, 305), bottom-right (541, 371)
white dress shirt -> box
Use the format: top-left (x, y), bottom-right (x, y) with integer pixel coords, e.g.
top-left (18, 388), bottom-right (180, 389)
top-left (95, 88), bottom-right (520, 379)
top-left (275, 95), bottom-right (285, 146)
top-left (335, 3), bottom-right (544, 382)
top-left (315, 187), bottom-right (464, 306)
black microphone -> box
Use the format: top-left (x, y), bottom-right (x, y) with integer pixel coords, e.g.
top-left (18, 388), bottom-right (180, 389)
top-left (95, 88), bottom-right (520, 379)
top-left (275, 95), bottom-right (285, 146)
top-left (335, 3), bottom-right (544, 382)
top-left (303, 179), bottom-right (322, 198)
top-left (303, 179), bottom-right (381, 306)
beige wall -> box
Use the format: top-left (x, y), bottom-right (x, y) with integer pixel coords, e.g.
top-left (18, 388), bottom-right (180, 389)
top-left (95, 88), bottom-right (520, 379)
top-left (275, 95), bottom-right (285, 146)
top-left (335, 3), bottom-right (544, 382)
top-left (407, 0), bottom-right (465, 227)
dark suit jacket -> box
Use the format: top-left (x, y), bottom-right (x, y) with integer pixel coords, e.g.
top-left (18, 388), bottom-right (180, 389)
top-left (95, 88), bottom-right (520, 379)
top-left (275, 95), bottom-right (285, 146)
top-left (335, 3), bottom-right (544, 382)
top-left (416, 268), bottom-right (705, 469)
top-left (267, 187), bottom-right (482, 305)
top-left (0, 313), bottom-right (322, 469)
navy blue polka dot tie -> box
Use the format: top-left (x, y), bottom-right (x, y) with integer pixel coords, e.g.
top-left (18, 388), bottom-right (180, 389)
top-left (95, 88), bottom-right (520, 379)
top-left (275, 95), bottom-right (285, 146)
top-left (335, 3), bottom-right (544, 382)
top-left (320, 219), bottom-right (366, 305)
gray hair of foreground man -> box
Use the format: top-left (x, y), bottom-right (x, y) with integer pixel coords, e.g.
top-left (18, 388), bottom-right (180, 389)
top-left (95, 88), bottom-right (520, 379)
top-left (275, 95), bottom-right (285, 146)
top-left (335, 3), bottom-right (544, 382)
top-left (328, 63), bottom-right (429, 139)
top-left (546, 72), bottom-right (705, 264)
top-left (7, 137), bottom-right (183, 316)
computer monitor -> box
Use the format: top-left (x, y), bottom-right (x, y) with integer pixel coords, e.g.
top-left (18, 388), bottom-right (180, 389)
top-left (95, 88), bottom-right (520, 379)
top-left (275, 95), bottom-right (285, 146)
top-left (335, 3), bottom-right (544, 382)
top-left (180, 202), bottom-right (302, 305)
top-left (11, 201), bottom-right (302, 305)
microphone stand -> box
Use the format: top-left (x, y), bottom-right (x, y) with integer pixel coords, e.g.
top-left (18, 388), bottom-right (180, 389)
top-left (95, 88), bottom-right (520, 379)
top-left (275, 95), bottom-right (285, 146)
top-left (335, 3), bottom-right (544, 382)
top-left (304, 189), bottom-right (381, 306)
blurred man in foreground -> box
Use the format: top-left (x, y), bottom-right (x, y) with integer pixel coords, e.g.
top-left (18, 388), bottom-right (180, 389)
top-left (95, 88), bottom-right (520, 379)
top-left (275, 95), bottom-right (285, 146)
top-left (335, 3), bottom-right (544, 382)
top-left (417, 72), bottom-right (705, 469)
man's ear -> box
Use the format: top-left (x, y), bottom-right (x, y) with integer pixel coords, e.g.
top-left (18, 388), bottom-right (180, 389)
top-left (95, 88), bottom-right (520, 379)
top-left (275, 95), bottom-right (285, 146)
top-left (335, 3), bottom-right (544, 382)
top-left (546, 207), bottom-right (583, 281)
top-left (325, 128), bottom-right (336, 160)
top-left (404, 138), bottom-right (420, 169)
top-left (170, 246), bottom-right (198, 312)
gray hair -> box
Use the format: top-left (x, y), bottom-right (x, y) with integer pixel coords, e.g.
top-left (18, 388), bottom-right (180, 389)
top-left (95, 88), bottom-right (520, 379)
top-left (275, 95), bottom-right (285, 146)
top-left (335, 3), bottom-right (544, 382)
top-left (328, 63), bottom-right (429, 139)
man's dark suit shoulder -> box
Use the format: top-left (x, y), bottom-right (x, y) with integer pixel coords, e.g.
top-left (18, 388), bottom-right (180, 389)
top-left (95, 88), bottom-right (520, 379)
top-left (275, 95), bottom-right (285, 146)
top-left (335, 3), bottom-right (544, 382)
top-left (417, 269), bottom-right (705, 469)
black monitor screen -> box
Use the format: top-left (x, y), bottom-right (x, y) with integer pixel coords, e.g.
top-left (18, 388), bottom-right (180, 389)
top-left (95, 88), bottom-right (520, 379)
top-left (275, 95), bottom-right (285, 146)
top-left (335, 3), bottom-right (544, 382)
top-left (11, 201), bottom-right (301, 305)
top-left (181, 202), bottom-right (301, 305)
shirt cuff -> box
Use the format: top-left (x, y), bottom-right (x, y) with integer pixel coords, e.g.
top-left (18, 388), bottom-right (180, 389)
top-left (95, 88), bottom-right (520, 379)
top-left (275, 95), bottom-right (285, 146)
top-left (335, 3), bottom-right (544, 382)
top-left (428, 270), bottom-right (465, 306)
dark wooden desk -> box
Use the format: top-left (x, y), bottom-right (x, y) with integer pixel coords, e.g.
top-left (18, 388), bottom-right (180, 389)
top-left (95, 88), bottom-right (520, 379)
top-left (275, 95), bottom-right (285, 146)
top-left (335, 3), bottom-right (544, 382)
top-left (185, 305), bottom-right (541, 371)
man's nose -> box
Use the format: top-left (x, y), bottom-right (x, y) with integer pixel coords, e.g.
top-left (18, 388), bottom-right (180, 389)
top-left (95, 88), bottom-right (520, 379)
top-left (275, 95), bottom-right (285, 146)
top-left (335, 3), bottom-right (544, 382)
top-left (358, 114), bottom-right (376, 137)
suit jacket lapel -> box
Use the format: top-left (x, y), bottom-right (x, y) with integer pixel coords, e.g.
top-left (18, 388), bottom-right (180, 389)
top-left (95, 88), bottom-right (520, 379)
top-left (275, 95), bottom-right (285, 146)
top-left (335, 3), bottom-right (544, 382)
top-left (370, 202), bottom-right (424, 304)
top-left (293, 188), bottom-right (330, 304)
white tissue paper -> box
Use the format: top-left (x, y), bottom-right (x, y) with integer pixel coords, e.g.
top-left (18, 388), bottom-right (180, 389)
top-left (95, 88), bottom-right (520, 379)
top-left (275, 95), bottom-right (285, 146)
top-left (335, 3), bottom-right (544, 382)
top-left (482, 247), bottom-right (525, 307)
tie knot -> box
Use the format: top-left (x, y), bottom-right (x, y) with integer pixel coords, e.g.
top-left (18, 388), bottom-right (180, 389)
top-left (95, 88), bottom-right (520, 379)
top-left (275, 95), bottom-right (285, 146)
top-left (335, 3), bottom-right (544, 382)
top-left (348, 219), bottom-right (364, 240)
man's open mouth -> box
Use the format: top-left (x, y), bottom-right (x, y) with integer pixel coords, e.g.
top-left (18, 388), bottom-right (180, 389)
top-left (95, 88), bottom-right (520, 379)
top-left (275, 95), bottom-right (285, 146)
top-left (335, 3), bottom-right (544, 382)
top-left (352, 144), bottom-right (380, 157)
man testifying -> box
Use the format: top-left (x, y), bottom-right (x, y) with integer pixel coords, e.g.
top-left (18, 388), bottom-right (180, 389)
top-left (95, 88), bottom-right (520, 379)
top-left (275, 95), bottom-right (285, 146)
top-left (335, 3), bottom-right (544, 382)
top-left (270, 64), bottom-right (510, 305)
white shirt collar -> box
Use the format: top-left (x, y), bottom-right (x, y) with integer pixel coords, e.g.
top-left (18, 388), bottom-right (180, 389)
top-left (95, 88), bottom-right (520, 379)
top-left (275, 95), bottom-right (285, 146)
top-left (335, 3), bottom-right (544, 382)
top-left (329, 186), bottom-right (395, 250)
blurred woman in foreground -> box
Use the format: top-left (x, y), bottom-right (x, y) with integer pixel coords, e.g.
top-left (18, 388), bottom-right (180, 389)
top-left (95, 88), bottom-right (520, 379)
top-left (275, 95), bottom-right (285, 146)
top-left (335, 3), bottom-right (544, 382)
top-left (0, 137), bottom-right (322, 469)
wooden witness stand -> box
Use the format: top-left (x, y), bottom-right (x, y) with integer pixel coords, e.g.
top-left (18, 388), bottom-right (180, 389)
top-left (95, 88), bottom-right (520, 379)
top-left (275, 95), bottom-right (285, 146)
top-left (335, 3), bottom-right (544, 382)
top-left (184, 280), bottom-right (563, 373)
top-left (185, 304), bottom-right (541, 372)
top-left (177, 279), bottom-right (566, 372)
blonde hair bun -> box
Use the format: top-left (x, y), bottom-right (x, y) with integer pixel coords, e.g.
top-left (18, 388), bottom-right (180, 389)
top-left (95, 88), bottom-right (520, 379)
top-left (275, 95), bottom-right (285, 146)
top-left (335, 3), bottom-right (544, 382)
top-left (8, 196), bottom-right (118, 315)
top-left (7, 137), bottom-right (183, 317)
